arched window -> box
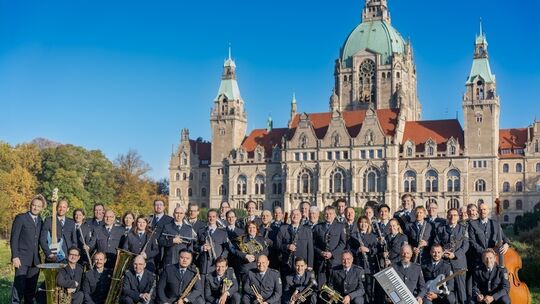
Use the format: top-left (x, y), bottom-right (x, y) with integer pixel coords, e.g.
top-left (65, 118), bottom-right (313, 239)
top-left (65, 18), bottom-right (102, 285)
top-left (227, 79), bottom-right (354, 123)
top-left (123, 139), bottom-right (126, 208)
top-left (503, 215), bottom-right (509, 222)
top-left (447, 198), bottom-right (459, 209)
top-left (425, 170), bottom-right (439, 192)
top-left (516, 163), bottom-right (523, 172)
top-left (201, 172), bottom-right (207, 181)
top-left (364, 167), bottom-right (383, 193)
top-left (255, 175), bottom-right (265, 195)
top-left (237, 175), bottom-right (247, 195)
top-left (502, 182), bottom-right (510, 192)
top-left (427, 146), bottom-right (435, 156)
top-left (447, 169), bottom-right (460, 192)
top-left (181, 153), bottom-right (188, 166)
top-left (330, 168), bottom-right (346, 193)
top-left (475, 179), bottom-right (486, 192)
top-left (201, 188), bottom-right (207, 197)
top-left (403, 170), bottom-right (417, 192)
top-left (297, 169), bottom-right (313, 194)
top-left (188, 188), bottom-right (193, 197)
top-left (272, 174), bottom-right (282, 194)
top-left (175, 188), bottom-right (181, 197)
top-left (219, 185), bottom-right (227, 196)
top-left (516, 199), bottom-right (523, 210)
top-left (502, 164), bottom-right (509, 173)
top-left (406, 146), bottom-right (413, 157)
top-left (516, 181), bottom-right (523, 192)
top-left (503, 200), bottom-right (510, 210)
top-left (175, 173), bottom-right (180, 181)
top-left (536, 163), bottom-right (540, 172)
top-left (183, 173), bottom-right (187, 180)
top-left (450, 145), bottom-right (456, 155)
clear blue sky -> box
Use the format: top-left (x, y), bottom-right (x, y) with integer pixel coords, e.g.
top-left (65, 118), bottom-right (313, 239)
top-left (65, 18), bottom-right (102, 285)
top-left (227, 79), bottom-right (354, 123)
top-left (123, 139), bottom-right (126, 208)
top-left (1, 0), bottom-right (539, 180)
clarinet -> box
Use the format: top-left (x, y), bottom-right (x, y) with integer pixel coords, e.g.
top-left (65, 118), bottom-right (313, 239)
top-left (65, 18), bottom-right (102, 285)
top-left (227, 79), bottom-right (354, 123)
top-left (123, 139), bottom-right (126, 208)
top-left (372, 220), bottom-right (390, 268)
top-left (413, 222), bottom-right (427, 264)
top-left (287, 226), bottom-right (300, 268)
top-left (356, 232), bottom-right (370, 273)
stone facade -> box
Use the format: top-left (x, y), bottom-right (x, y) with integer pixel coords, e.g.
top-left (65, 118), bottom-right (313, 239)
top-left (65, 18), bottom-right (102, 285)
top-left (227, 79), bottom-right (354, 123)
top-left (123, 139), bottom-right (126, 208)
top-left (169, 0), bottom-right (540, 223)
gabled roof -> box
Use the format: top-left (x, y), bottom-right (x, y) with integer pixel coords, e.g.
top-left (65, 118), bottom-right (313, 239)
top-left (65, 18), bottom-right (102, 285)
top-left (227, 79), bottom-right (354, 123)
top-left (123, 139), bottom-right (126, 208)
top-left (189, 140), bottom-right (211, 165)
top-left (499, 128), bottom-right (527, 158)
top-left (241, 128), bottom-right (288, 157)
top-left (403, 119), bottom-right (464, 151)
top-left (289, 109), bottom-right (399, 139)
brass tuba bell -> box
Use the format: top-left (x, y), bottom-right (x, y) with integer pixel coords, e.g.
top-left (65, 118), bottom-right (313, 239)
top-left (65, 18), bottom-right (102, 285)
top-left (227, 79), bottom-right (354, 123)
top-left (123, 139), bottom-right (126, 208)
top-left (104, 248), bottom-right (137, 304)
top-left (37, 263), bottom-right (70, 304)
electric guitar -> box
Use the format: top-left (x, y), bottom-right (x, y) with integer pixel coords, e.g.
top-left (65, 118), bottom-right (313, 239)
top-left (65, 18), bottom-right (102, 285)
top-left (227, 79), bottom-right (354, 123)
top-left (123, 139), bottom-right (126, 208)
top-left (426, 268), bottom-right (467, 295)
top-left (46, 188), bottom-right (65, 261)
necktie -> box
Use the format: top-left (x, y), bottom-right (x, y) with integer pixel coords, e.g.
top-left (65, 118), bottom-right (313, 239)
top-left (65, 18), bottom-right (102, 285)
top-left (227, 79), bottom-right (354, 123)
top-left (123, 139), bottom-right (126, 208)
top-left (107, 227), bottom-right (111, 234)
top-left (139, 232), bottom-right (143, 238)
top-left (177, 225), bottom-right (182, 231)
top-left (209, 229), bottom-right (214, 236)
top-left (180, 269), bottom-right (185, 279)
top-left (293, 227), bottom-right (297, 234)
top-left (33, 216), bottom-right (37, 225)
top-left (60, 219), bottom-right (64, 227)
top-left (137, 274), bottom-right (142, 281)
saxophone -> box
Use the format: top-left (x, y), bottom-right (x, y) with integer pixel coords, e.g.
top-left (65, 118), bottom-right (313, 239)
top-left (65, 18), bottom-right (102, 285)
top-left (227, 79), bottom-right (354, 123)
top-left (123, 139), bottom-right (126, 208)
top-left (178, 267), bottom-right (201, 302)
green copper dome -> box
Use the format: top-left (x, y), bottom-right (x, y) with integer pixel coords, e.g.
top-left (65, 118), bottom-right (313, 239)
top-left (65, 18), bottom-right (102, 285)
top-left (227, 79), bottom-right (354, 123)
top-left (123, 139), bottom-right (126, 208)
top-left (341, 20), bottom-right (406, 67)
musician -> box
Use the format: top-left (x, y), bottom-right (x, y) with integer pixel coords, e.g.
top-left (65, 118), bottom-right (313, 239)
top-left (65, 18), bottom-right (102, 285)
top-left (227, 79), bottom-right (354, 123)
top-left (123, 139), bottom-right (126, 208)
top-left (394, 194), bottom-right (416, 230)
top-left (392, 245), bottom-right (426, 304)
top-left (157, 249), bottom-right (204, 304)
top-left (224, 210), bottom-right (244, 279)
top-left (10, 195), bottom-right (45, 304)
top-left (260, 210), bottom-right (280, 268)
top-left (283, 258), bottom-right (317, 304)
top-left (467, 203), bottom-right (479, 220)
top-left (196, 209), bottom-right (230, 283)
top-left (218, 201), bottom-right (231, 228)
top-left (233, 221), bottom-right (269, 280)
top-left (385, 219), bottom-right (408, 265)
top-left (344, 207), bottom-right (358, 243)
top-left (39, 198), bottom-right (77, 263)
top-left (299, 201), bottom-right (311, 226)
top-left (421, 244), bottom-right (455, 304)
top-left (187, 203), bottom-right (207, 234)
top-left (161, 206), bottom-right (195, 266)
top-left (121, 255), bottom-right (156, 304)
top-left (376, 204), bottom-right (392, 236)
top-left (259, 210), bottom-right (275, 240)
top-left (57, 247), bottom-right (84, 304)
top-left (434, 208), bottom-right (469, 303)
top-left (458, 206), bottom-right (469, 227)
top-left (276, 209), bottom-right (314, 274)
top-left (313, 205), bottom-right (346, 285)
top-left (242, 255), bottom-right (282, 304)
top-left (123, 215), bottom-right (160, 272)
top-left (82, 251), bottom-right (112, 304)
top-left (237, 200), bottom-right (261, 229)
top-left (203, 257), bottom-right (240, 304)
top-left (426, 201), bottom-right (446, 230)
top-left (349, 216), bottom-right (378, 303)
top-left (272, 206), bottom-right (285, 228)
top-left (334, 198), bottom-right (347, 223)
top-left (327, 250), bottom-right (365, 304)
top-left (121, 211), bottom-right (136, 235)
top-left (73, 208), bottom-right (96, 268)
top-left (305, 206), bottom-right (320, 230)
top-left (405, 206), bottom-right (433, 264)
top-left (149, 199), bottom-right (174, 233)
top-left (471, 248), bottom-right (510, 304)
top-left (364, 206), bottom-right (376, 223)
top-left (89, 203), bottom-right (105, 227)
top-left (94, 209), bottom-right (126, 269)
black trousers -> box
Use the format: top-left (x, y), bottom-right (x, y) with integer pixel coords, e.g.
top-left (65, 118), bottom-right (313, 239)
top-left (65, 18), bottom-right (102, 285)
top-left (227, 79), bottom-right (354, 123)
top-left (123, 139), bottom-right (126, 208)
top-left (11, 265), bottom-right (40, 304)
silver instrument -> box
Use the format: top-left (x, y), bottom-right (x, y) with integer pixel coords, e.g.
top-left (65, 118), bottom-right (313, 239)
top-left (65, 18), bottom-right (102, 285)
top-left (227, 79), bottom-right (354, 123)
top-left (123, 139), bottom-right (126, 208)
top-left (206, 227), bottom-right (217, 262)
top-left (374, 267), bottom-right (418, 304)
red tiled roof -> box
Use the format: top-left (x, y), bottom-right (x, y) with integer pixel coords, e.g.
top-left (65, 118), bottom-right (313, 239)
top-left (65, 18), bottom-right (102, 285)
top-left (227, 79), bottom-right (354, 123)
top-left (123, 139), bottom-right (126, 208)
top-left (403, 119), bottom-right (464, 151)
top-left (241, 128), bottom-right (288, 156)
top-left (499, 128), bottom-right (527, 149)
top-left (189, 140), bottom-right (211, 164)
top-left (289, 109), bottom-right (399, 138)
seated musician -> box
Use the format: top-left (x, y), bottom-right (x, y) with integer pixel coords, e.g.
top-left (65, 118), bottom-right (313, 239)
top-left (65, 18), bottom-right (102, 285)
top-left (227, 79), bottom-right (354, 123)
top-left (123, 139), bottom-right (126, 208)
top-left (160, 206), bottom-right (195, 266)
top-left (421, 244), bottom-right (455, 304)
top-left (121, 255), bottom-right (156, 304)
top-left (123, 216), bottom-right (159, 272)
top-left (56, 247), bottom-right (84, 304)
top-left (157, 249), bottom-right (203, 304)
top-left (204, 257), bottom-right (240, 304)
top-left (283, 258), bottom-right (317, 304)
top-left (232, 221), bottom-right (269, 280)
top-left (327, 250), bottom-right (365, 304)
top-left (242, 255), bottom-right (282, 304)
top-left (472, 249), bottom-right (510, 304)
top-left (276, 209), bottom-right (314, 275)
top-left (82, 251), bottom-right (112, 304)
top-left (385, 219), bottom-right (409, 266)
top-left (392, 245), bottom-right (426, 304)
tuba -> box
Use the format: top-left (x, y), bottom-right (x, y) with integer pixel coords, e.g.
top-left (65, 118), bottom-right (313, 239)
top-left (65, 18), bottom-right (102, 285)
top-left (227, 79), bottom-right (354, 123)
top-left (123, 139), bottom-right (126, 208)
top-left (319, 284), bottom-right (344, 304)
top-left (37, 263), bottom-right (70, 304)
top-left (105, 248), bottom-right (137, 304)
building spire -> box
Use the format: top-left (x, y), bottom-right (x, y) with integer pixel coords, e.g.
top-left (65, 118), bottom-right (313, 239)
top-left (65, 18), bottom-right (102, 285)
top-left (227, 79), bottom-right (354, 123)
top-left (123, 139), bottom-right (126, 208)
top-left (362, 0), bottom-right (390, 23)
top-left (467, 21), bottom-right (495, 85)
top-left (479, 18), bottom-right (483, 37)
top-left (228, 43), bottom-right (232, 61)
top-left (266, 114), bottom-right (273, 132)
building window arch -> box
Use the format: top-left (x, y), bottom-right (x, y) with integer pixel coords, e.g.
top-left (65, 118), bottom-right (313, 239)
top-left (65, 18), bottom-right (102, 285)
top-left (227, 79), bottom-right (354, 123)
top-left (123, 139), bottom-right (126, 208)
top-left (255, 175), bottom-right (265, 195)
top-left (237, 175), bottom-right (247, 195)
top-left (219, 185), bottom-right (227, 196)
top-left (329, 168), bottom-right (346, 193)
top-left (427, 146), bottom-right (435, 156)
top-left (201, 188), bottom-right (207, 197)
top-left (175, 173), bottom-right (180, 181)
top-left (273, 201), bottom-right (281, 208)
top-left (503, 163), bottom-right (509, 173)
top-left (503, 200), bottom-right (510, 210)
top-left (364, 167), bottom-right (383, 193)
top-left (502, 182), bottom-right (510, 192)
top-left (406, 146), bottom-right (413, 157)
top-left (403, 170), bottom-right (417, 192)
top-left (272, 174), bottom-right (282, 194)
top-left (450, 145), bottom-right (456, 155)
top-left (425, 170), bottom-right (439, 192)
top-left (516, 181), bottom-right (523, 192)
top-left (447, 198), bottom-right (459, 209)
top-left (447, 169), bottom-right (460, 192)
top-left (475, 179), bottom-right (487, 192)
top-left (516, 199), bottom-right (523, 210)
top-left (516, 163), bottom-right (523, 172)
top-left (297, 169), bottom-right (313, 194)
top-left (188, 188), bottom-right (193, 197)
top-left (183, 173), bottom-right (187, 180)
top-left (175, 188), bottom-right (181, 197)
top-left (201, 172), bottom-right (207, 181)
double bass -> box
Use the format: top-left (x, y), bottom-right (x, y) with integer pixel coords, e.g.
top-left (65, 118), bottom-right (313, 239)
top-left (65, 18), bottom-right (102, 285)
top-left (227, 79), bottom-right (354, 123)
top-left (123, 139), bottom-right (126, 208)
top-left (494, 198), bottom-right (531, 303)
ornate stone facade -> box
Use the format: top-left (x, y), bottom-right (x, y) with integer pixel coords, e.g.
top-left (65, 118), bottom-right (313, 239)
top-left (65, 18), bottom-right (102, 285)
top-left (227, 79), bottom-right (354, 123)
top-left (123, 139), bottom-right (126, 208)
top-left (169, 0), bottom-right (540, 223)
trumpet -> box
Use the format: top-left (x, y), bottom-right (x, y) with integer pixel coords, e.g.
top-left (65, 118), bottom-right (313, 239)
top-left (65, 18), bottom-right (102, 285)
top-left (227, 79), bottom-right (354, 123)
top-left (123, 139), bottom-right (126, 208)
top-left (319, 284), bottom-right (344, 304)
top-left (162, 233), bottom-right (197, 243)
top-left (251, 284), bottom-right (265, 304)
top-left (291, 273), bottom-right (316, 304)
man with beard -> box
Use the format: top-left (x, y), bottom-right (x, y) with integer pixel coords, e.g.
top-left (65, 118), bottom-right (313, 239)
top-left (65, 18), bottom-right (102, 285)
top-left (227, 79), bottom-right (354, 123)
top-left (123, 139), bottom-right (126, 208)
top-left (82, 252), bottom-right (112, 304)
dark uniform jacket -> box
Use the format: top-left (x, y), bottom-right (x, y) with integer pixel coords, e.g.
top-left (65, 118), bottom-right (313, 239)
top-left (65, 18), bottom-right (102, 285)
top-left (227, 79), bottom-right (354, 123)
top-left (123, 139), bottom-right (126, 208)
top-left (82, 268), bottom-right (112, 304)
top-left (196, 226), bottom-right (229, 274)
top-left (203, 268), bottom-right (239, 304)
top-left (10, 212), bottom-right (42, 266)
top-left (385, 233), bottom-right (409, 264)
top-left (393, 209), bottom-right (415, 230)
top-left (187, 219), bottom-right (207, 235)
top-left (157, 264), bottom-right (203, 304)
top-left (405, 221), bottom-right (434, 263)
top-left (426, 217), bottom-right (446, 230)
top-left (472, 264), bottom-right (510, 301)
top-left (57, 263), bottom-right (84, 304)
top-left (236, 216), bottom-right (261, 230)
top-left (283, 271), bottom-right (317, 304)
top-left (75, 222), bottom-right (96, 263)
top-left (313, 221), bottom-right (346, 268)
top-left (328, 265), bottom-right (365, 301)
top-left (422, 260), bottom-right (455, 301)
top-left (122, 230), bottom-right (160, 267)
top-left (276, 224), bottom-right (314, 269)
top-left (232, 235), bottom-right (269, 276)
top-left (374, 220), bottom-right (391, 237)
top-left (349, 232), bottom-right (378, 274)
top-left (121, 269), bottom-right (156, 304)
top-left (393, 262), bottom-right (426, 298)
top-left (160, 222), bottom-right (195, 265)
top-left (242, 268), bottom-right (282, 304)
top-left (468, 219), bottom-right (510, 264)
top-left (148, 214), bottom-right (173, 233)
top-left (39, 216), bottom-right (77, 261)
top-left (94, 225), bottom-right (126, 254)
top-left (344, 222), bottom-right (359, 243)
top-left (435, 224), bottom-right (469, 269)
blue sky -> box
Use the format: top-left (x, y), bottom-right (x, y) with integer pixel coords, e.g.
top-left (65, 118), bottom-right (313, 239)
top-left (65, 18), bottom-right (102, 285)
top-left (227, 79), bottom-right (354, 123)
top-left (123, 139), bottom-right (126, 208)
top-left (1, 0), bottom-right (539, 180)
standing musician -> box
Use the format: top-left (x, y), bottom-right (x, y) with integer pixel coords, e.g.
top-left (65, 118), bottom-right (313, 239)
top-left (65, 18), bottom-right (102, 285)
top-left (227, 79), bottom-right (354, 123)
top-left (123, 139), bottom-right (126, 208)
top-left (123, 215), bottom-right (160, 272)
top-left (471, 249), bottom-right (510, 304)
top-left (276, 209), bottom-right (314, 274)
top-left (426, 202), bottom-right (446, 230)
top-left (121, 255), bottom-right (156, 304)
top-left (283, 258), bottom-right (317, 304)
top-left (259, 210), bottom-right (280, 268)
top-left (82, 251), bottom-right (112, 304)
top-left (218, 201), bottom-right (231, 228)
top-left (272, 206), bottom-right (285, 228)
top-left (299, 201), bottom-right (311, 226)
top-left (149, 199), bottom-right (174, 232)
top-left (187, 203), bottom-right (207, 234)
top-left (73, 208), bottom-right (96, 268)
top-left (376, 204), bottom-right (392, 236)
top-left (364, 206), bottom-right (376, 223)
top-left (237, 200), bottom-right (261, 229)
top-left (384, 219), bottom-right (408, 266)
top-left (405, 206), bottom-right (433, 265)
top-left (458, 206), bottom-right (469, 226)
top-left (421, 244), bottom-right (455, 304)
top-left (121, 211), bottom-right (136, 235)
top-left (349, 216), bottom-right (378, 303)
top-left (224, 210), bottom-right (244, 279)
top-left (157, 249), bottom-right (204, 304)
top-left (161, 206), bottom-right (195, 266)
top-left (10, 195), bottom-right (45, 304)
top-left (394, 194), bottom-right (416, 230)
top-left (327, 250), bottom-right (365, 304)
top-left (94, 209), bottom-right (125, 269)
top-left (39, 198), bottom-right (77, 263)
top-left (89, 203), bottom-right (105, 228)
top-left (335, 198), bottom-right (347, 223)
top-left (232, 221), bottom-right (269, 280)
top-left (467, 203), bottom-right (479, 221)
top-left (57, 247), bottom-right (84, 304)
top-left (242, 255), bottom-right (282, 304)
top-left (204, 257), bottom-right (240, 304)
top-left (196, 209), bottom-right (229, 286)
top-left (305, 206), bottom-right (320, 230)
top-left (344, 207), bottom-right (359, 243)
top-left (434, 208), bottom-right (469, 303)
top-left (392, 244), bottom-right (426, 304)
top-left (312, 205), bottom-right (346, 286)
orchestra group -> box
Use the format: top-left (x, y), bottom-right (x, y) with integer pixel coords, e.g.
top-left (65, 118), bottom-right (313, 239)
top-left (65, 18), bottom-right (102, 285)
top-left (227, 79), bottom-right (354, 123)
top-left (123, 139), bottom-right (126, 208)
top-left (10, 193), bottom-right (514, 304)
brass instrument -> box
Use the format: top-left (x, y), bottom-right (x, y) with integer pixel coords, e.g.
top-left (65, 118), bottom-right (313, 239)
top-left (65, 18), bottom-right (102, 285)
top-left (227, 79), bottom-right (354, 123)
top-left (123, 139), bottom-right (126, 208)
top-left (206, 228), bottom-right (217, 262)
top-left (178, 267), bottom-right (201, 302)
top-left (37, 263), bottom-right (67, 304)
top-left (162, 233), bottom-right (197, 243)
top-left (291, 273), bottom-right (316, 304)
top-left (250, 284), bottom-right (265, 304)
top-left (413, 221), bottom-right (427, 264)
top-left (105, 248), bottom-right (137, 304)
top-left (221, 277), bottom-right (233, 296)
top-left (319, 284), bottom-right (344, 304)
top-left (237, 236), bottom-right (264, 255)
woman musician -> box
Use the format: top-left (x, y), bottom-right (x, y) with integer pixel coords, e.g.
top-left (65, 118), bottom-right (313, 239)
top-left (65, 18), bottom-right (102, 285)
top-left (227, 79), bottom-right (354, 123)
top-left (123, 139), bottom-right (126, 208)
top-left (122, 215), bottom-right (159, 272)
top-left (231, 221), bottom-right (269, 281)
top-left (349, 216), bottom-right (378, 304)
top-left (384, 218), bottom-right (408, 266)
top-left (73, 208), bottom-right (95, 269)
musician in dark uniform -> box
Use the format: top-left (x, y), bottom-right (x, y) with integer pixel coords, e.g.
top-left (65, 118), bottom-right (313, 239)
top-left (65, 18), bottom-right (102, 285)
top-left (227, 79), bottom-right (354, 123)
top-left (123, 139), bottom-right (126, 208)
top-left (187, 203), bottom-right (207, 234)
top-left (306, 206), bottom-right (320, 230)
top-left (405, 206), bottom-right (433, 265)
top-left (312, 205), bottom-right (346, 286)
top-left (426, 201), bottom-right (446, 230)
top-left (73, 208), bottom-right (96, 268)
top-left (123, 215), bottom-right (160, 272)
top-left (39, 198), bottom-right (78, 263)
top-left (259, 210), bottom-right (280, 268)
top-left (472, 249), bottom-right (510, 304)
top-left (224, 210), bottom-right (244, 279)
top-left (393, 194), bottom-right (416, 230)
top-left (57, 247), bottom-right (85, 304)
top-left (272, 206), bottom-right (285, 228)
top-left (335, 198), bottom-right (347, 223)
top-left (385, 219), bottom-right (409, 265)
top-left (204, 257), bottom-right (240, 304)
top-left (283, 258), bottom-right (317, 304)
top-left (89, 203), bottom-right (105, 228)
top-left (344, 207), bottom-right (359, 243)
top-left (218, 201), bottom-right (231, 228)
top-left (10, 195), bottom-right (45, 304)
top-left (299, 201), bottom-right (311, 225)
top-left (421, 244), bottom-right (455, 304)
top-left (232, 221), bottom-right (269, 280)
top-left (94, 209), bottom-right (126, 269)
top-left (327, 250), bottom-right (365, 304)
top-left (276, 209), bottom-right (314, 274)
top-left (237, 200), bottom-right (261, 229)
top-left (376, 204), bottom-right (392, 236)
top-left (160, 206), bottom-right (195, 266)
top-left (392, 244), bottom-right (426, 304)
top-left (148, 199), bottom-right (174, 232)
top-left (434, 208), bottom-right (469, 303)
top-left (349, 216), bottom-right (378, 303)
top-left (242, 255), bottom-right (282, 304)
top-left (121, 255), bottom-right (156, 304)
top-left (157, 249), bottom-right (204, 304)
top-left (82, 251), bottom-right (112, 304)
top-left (196, 209), bottom-right (229, 286)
